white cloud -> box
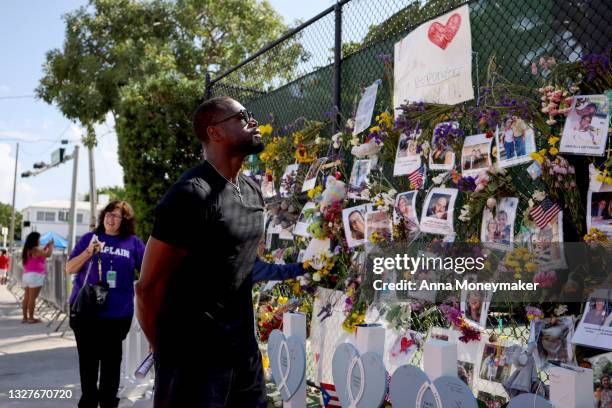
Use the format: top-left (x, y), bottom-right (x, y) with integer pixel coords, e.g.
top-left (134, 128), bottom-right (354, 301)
top-left (0, 85), bottom-right (10, 94)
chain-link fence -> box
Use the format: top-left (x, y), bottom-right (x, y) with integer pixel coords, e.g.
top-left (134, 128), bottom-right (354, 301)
top-left (209, 0), bottom-right (612, 403)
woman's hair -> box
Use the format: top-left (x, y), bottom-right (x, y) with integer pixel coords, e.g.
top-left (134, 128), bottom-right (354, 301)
top-left (22, 232), bottom-right (41, 265)
top-left (95, 200), bottom-right (136, 237)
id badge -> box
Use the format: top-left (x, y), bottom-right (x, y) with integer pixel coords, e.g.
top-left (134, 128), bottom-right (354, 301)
top-left (107, 271), bottom-right (117, 288)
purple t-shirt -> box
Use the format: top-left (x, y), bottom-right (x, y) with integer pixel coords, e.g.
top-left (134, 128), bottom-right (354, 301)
top-left (69, 231), bottom-right (145, 318)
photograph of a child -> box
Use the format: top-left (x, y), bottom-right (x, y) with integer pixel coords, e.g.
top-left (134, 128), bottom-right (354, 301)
top-left (588, 352), bottom-right (612, 408)
top-left (365, 210), bottom-right (392, 241)
top-left (302, 157), bottom-right (327, 192)
top-left (530, 316), bottom-right (575, 368)
top-left (584, 298), bottom-right (610, 326)
top-left (560, 95), bottom-right (610, 156)
top-left (478, 343), bottom-right (514, 384)
top-left (573, 290), bottom-right (612, 351)
top-left (429, 122), bottom-right (457, 171)
top-left (588, 191), bottom-right (612, 239)
top-left (394, 130), bottom-right (422, 176)
top-left (342, 204), bottom-right (371, 248)
top-left (461, 133), bottom-right (492, 175)
top-left (495, 118), bottom-right (536, 168)
top-left (348, 159), bottom-right (372, 199)
top-left (461, 290), bottom-right (490, 328)
top-left (480, 197), bottom-right (518, 249)
top-left (393, 191), bottom-right (419, 230)
top-left (280, 164), bottom-right (299, 198)
top-left (420, 188), bottom-right (457, 235)
top-left (477, 391), bottom-right (507, 408)
top-left (261, 171), bottom-right (277, 199)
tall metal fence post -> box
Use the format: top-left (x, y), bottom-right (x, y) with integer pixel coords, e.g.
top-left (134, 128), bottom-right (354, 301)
top-left (333, 2), bottom-right (342, 132)
top-left (205, 72), bottom-right (212, 100)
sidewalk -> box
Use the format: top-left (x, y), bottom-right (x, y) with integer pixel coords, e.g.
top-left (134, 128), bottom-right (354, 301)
top-left (0, 283), bottom-right (81, 407)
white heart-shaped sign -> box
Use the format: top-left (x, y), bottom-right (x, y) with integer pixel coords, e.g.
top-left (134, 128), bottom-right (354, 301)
top-left (332, 342), bottom-right (386, 408)
top-left (267, 329), bottom-right (306, 401)
top-left (507, 393), bottom-right (552, 408)
top-left (391, 365), bottom-right (477, 408)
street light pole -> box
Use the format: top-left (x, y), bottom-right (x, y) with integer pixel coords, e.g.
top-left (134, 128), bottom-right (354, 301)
top-left (67, 146), bottom-right (80, 253)
top-left (8, 143), bottom-right (19, 252)
top-left (88, 144), bottom-right (97, 231)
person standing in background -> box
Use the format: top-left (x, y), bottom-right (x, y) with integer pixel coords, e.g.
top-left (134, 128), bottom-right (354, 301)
top-left (21, 232), bottom-right (53, 323)
top-left (0, 248), bottom-right (9, 285)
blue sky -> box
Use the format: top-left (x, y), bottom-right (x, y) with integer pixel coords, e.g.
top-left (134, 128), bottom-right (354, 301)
top-left (0, 0), bottom-right (334, 210)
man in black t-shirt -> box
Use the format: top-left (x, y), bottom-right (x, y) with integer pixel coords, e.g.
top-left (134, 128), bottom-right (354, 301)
top-left (136, 96), bottom-right (268, 407)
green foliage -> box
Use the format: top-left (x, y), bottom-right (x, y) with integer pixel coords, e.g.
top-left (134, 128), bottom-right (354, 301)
top-left (37, 0), bottom-right (293, 238)
top-left (0, 202), bottom-right (22, 241)
top-left (84, 186), bottom-right (128, 203)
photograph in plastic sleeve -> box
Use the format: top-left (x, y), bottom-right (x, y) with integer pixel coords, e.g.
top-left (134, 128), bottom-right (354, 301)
top-left (530, 316), bottom-right (575, 368)
top-left (461, 133), bottom-right (493, 176)
top-left (480, 197), bottom-right (518, 250)
top-left (261, 171), bottom-right (277, 199)
top-left (394, 130), bottom-right (422, 176)
top-left (460, 289), bottom-right (491, 329)
top-left (365, 209), bottom-right (392, 242)
top-left (458, 361), bottom-right (475, 391)
top-left (478, 342), bottom-right (515, 384)
top-left (393, 191), bottom-right (419, 231)
top-left (588, 190), bottom-right (612, 239)
top-left (560, 94), bottom-right (610, 156)
top-left (495, 119), bottom-right (536, 168)
top-left (279, 164), bottom-right (299, 198)
top-left (420, 187), bottom-right (458, 235)
top-left (587, 352), bottom-right (612, 407)
top-left (293, 201), bottom-right (317, 237)
top-left (572, 289), bottom-right (612, 351)
top-left (342, 204), bottom-right (371, 248)
top-left (385, 330), bottom-right (422, 374)
top-left (528, 211), bottom-right (566, 270)
top-left (348, 159), bottom-right (372, 199)
top-left (301, 157), bottom-right (327, 192)
top-left (429, 122), bottom-right (458, 171)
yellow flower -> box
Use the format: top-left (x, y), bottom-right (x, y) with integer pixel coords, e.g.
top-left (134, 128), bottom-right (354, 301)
top-left (262, 354), bottom-right (270, 369)
top-left (259, 124), bottom-right (273, 137)
top-left (307, 185), bottom-right (322, 199)
top-left (278, 296), bottom-right (288, 305)
top-left (369, 125), bottom-right (381, 134)
top-left (549, 147), bottom-right (559, 156)
top-left (303, 260), bottom-right (311, 269)
top-left (525, 262), bottom-right (537, 272)
top-left (377, 112), bottom-right (394, 129)
top-left (529, 152), bottom-right (544, 164)
top-left (292, 281), bottom-right (301, 296)
top-left (548, 136), bottom-right (560, 146)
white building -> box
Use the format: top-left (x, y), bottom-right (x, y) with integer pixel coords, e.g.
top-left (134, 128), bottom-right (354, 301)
top-left (21, 195), bottom-right (110, 243)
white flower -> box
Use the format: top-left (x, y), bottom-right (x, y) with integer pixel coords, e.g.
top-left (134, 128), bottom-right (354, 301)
top-left (554, 304), bottom-right (568, 316)
top-left (388, 189), bottom-right (397, 197)
top-left (351, 140), bottom-right (381, 157)
top-left (350, 137), bottom-right (360, 146)
top-left (533, 190), bottom-right (546, 202)
top-left (528, 199), bottom-right (534, 208)
top-left (346, 118), bottom-right (355, 129)
top-left (360, 189), bottom-right (371, 199)
top-left (312, 272), bottom-right (321, 282)
top-left (432, 172), bottom-right (448, 185)
top-left (459, 204), bottom-right (471, 222)
top-left (315, 136), bottom-right (323, 145)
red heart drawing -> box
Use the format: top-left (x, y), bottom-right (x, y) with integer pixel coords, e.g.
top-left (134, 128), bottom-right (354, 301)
top-left (315, 353), bottom-right (320, 363)
top-left (427, 13), bottom-right (462, 50)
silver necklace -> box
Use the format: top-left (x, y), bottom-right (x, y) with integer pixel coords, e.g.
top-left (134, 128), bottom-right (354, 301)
top-left (208, 161), bottom-right (243, 202)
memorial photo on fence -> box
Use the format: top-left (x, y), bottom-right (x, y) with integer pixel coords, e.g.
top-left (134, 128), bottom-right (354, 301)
top-left (560, 94), bottom-right (610, 156)
top-left (572, 289), bottom-right (612, 351)
top-left (588, 191), bottom-right (612, 238)
top-left (588, 352), bottom-right (612, 408)
top-left (394, 130), bottom-right (422, 176)
top-left (495, 118), bottom-right (536, 168)
top-left (393, 191), bottom-right (419, 231)
top-left (293, 201), bottom-right (317, 237)
top-left (348, 159), bottom-right (372, 199)
top-left (261, 171), bottom-right (277, 199)
top-left (478, 342), bottom-right (514, 384)
top-left (461, 133), bottom-right (492, 176)
top-left (530, 316), bottom-right (575, 368)
top-left (461, 290), bottom-right (490, 329)
top-left (365, 209), bottom-right (392, 242)
top-left (528, 211), bottom-right (566, 269)
top-left (342, 204), bottom-right (371, 248)
top-left (420, 188), bottom-right (457, 235)
top-left (480, 197), bottom-right (518, 249)
top-left (429, 122), bottom-right (457, 170)
top-left (280, 163), bottom-right (300, 198)
top-left (477, 391), bottom-right (507, 408)
top-left (302, 157), bottom-right (327, 192)
top-left (458, 360), bottom-right (475, 391)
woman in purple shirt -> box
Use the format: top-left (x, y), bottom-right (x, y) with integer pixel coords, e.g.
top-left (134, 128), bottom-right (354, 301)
top-left (66, 200), bottom-right (145, 408)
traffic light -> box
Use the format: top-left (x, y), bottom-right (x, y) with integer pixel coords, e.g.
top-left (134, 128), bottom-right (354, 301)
top-left (33, 161), bottom-right (46, 169)
top-left (21, 170), bottom-right (33, 178)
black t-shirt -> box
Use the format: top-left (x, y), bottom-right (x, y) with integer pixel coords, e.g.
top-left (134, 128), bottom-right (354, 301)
top-left (151, 160), bottom-right (264, 364)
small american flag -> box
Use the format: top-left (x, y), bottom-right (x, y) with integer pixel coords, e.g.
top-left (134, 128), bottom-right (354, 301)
top-left (320, 382), bottom-right (341, 407)
top-left (408, 165), bottom-right (425, 189)
top-left (529, 198), bottom-right (561, 229)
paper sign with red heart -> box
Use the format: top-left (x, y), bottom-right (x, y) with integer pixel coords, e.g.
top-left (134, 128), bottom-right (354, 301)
top-left (427, 13), bottom-right (461, 50)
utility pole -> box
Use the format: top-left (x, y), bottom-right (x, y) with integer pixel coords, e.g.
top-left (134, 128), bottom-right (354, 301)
top-left (8, 143), bottom-right (19, 252)
top-left (67, 145), bottom-right (80, 253)
top-left (88, 144), bottom-right (97, 230)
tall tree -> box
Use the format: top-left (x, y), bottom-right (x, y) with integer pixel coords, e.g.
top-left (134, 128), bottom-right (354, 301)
top-left (37, 0), bottom-right (298, 237)
top-left (0, 202), bottom-right (22, 241)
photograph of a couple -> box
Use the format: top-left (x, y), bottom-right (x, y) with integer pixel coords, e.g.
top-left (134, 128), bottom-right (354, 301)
top-left (495, 117), bottom-right (536, 167)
